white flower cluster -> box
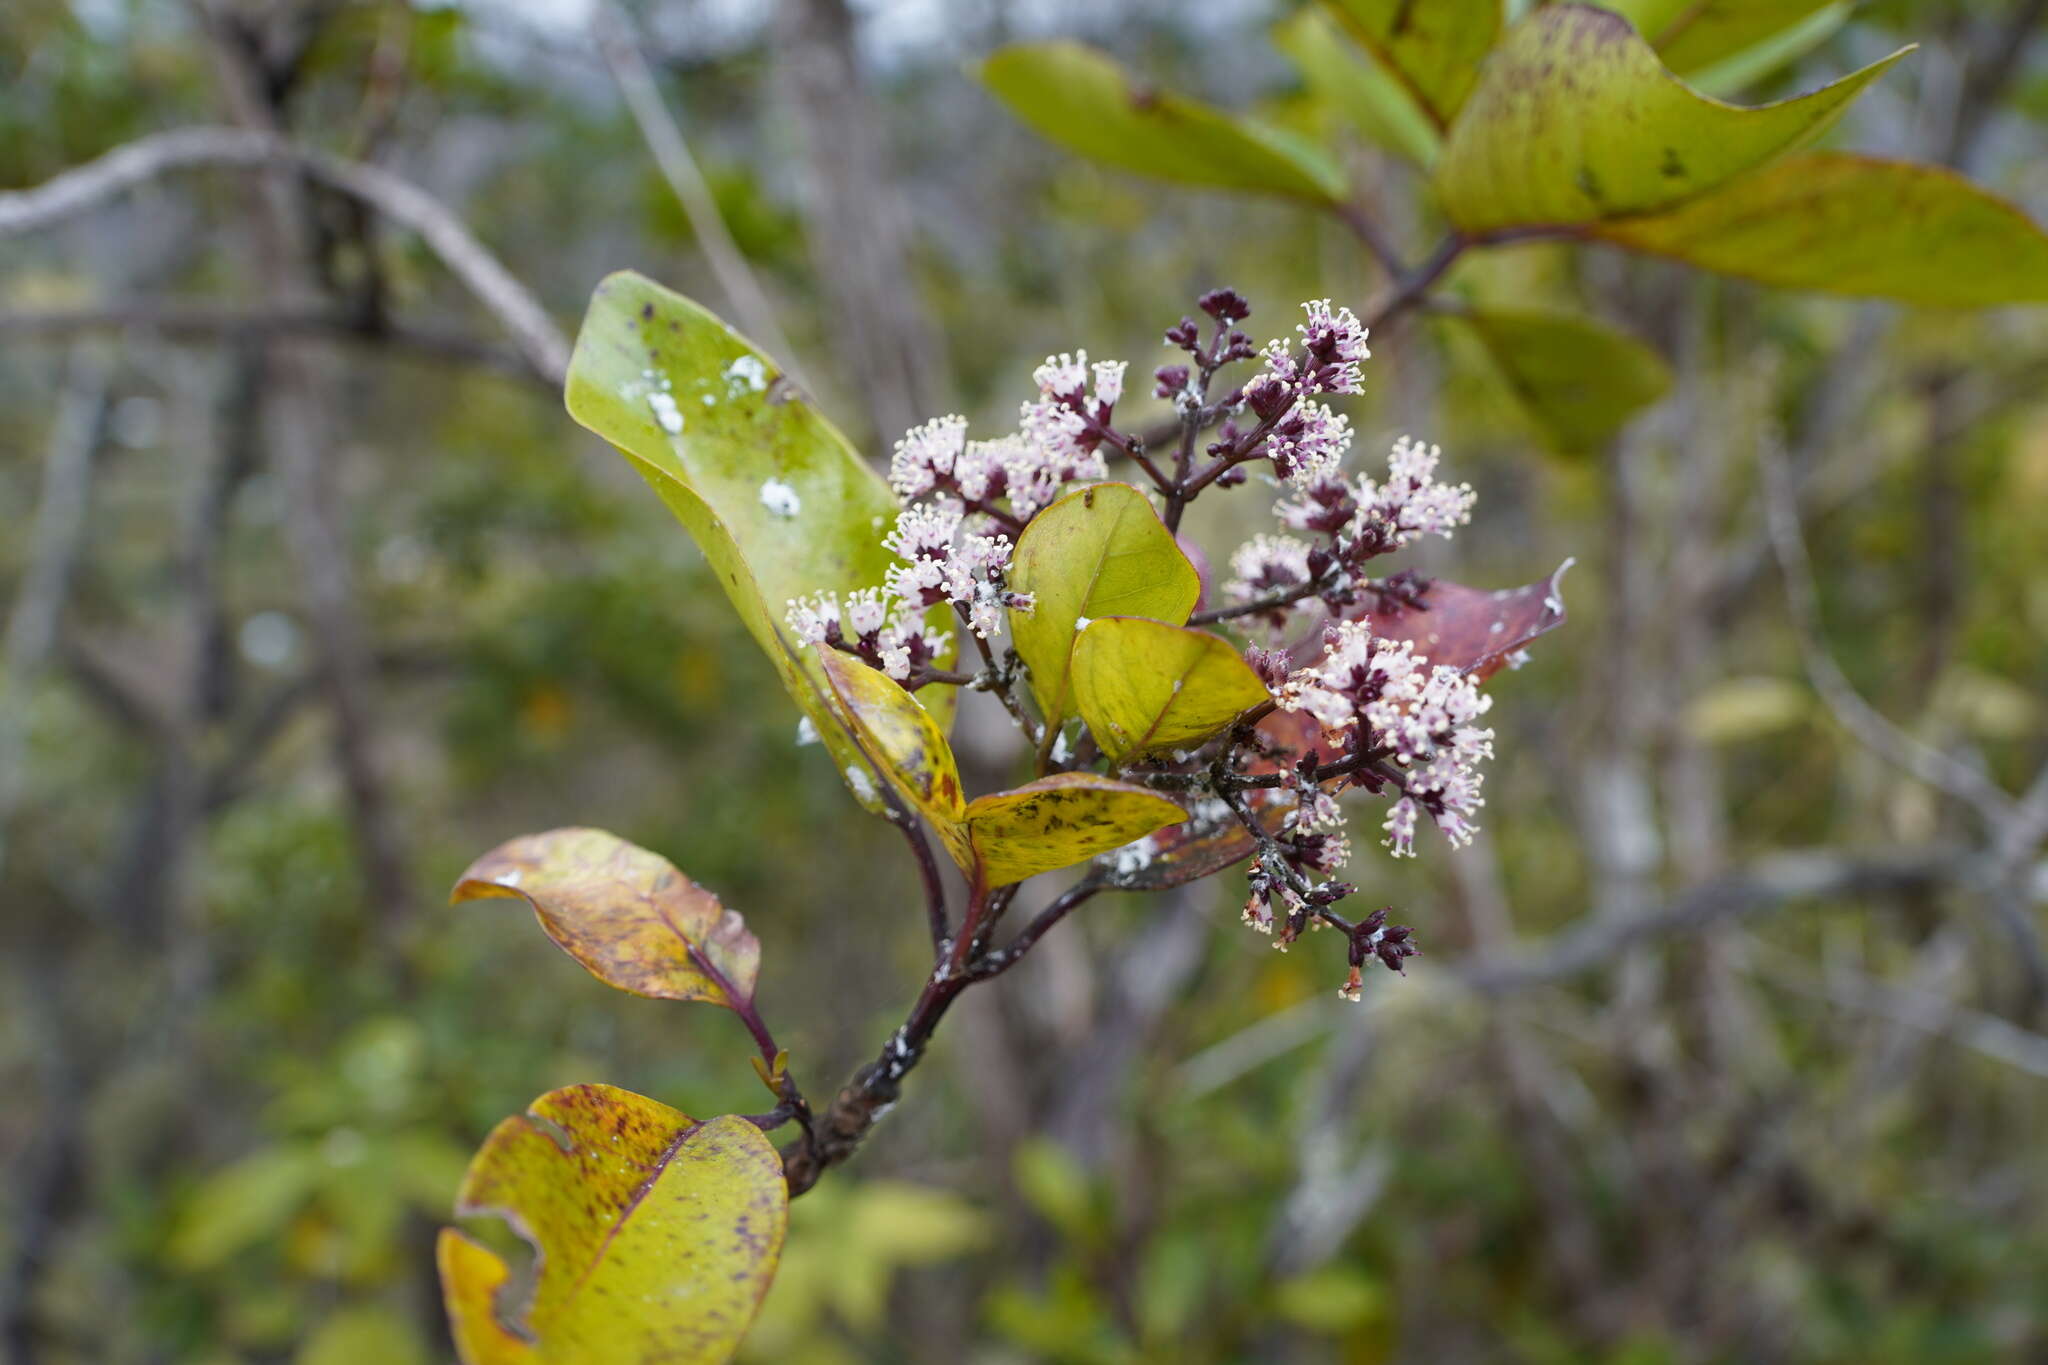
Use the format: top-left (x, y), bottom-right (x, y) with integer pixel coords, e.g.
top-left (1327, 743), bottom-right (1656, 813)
top-left (1224, 436), bottom-right (1476, 611)
top-left (1274, 620), bottom-right (1494, 857)
top-left (793, 348), bottom-right (1140, 681)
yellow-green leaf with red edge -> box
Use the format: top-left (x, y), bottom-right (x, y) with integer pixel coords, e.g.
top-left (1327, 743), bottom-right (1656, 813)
top-left (1316, 0), bottom-right (1500, 132)
top-left (564, 272), bottom-right (953, 816)
top-left (964, 773), bottom-right (1186, 887)
top-left (1070, 617), bottom-right (1270, 765)
top-left (452, 828), bottom-right (758, 1008)
top-left (1007, 483), bottom-right (1201, 738)
top-left (818, 650), bottom-right (971, 864)
top-left (438, 1086), bottom-right (786, 1365)
top-left (1433, 4), bottom-right (1910, 234)
top-left (1592, 153), bottom-right (2048, 307)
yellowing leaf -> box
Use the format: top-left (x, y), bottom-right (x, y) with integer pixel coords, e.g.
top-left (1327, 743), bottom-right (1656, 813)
top-left (978, 42), bottom-right (1347, 203)
top-left (565, 273), bottom-right (950, 815)
top-left (964, 773), bottom-right (1186, 887)
top-left (1070, 618), bottom-right (1269, 764)
top-left (1275, 8), bottom-right (1441, 167)
top-left (1447, 306), bottom-right (1671, 454)
top-left (1594, 153), bottom-right (2048, 306)
top-left (1317, 0), bottom-right (1501, 131)
top-left (452, 828), bottom-right (759, 1008)
top-left (1434, 4), bottom-right (1909, 234)
top-left (1008, 483), bottom-right (1201, 735)
top-left (819, 650), bottom-right (969, 861)
top-left (1599, 0), bottom-right (1841, 75)
top-left (439, 1088), bottom-right (786, 1365)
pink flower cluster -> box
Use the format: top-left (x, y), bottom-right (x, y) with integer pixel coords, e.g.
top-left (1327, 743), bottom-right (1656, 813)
top-left (1225, 436), bottom-right (1476, 618)
top-left (1274, 619), bottom-right (1494, 858)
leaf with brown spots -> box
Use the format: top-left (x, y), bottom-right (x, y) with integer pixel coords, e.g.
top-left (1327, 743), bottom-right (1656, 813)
top-left (1433, 4), bottom-right (1908, 234)
top-left (818, 651), bottom-right (970, 863)
top-left (438, 1086), bottom-right (786, 1365)
top-left (453, 828), bottom-right (759, 1010)
top-left (964, 773), bottom-right (1187, 888)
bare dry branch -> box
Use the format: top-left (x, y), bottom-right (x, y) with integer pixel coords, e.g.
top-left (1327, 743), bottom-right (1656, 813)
top-left (0, 126), bottom-right (569, 383)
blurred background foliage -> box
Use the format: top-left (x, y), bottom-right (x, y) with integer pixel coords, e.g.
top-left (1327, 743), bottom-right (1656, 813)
top-left (3, 1), bottom-right (2048, 1361)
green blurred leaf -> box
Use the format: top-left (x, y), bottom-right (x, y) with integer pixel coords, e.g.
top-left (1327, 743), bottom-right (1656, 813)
top-left (439, 1088), bottom-right (786, 1365)
top-left (1594, 153), bottom-right (2048, 306)
top-left (1274, 8), bottom-right (1441, 167)
top-left (1598, 0), bottom-right (1842, 74)
top-left (1682, 4), bottom-right (1852, 98)
top-left (452, 827), bottom-right (760, 1008)
top-left (1682, 676), bottom-right (1811, 744)
top-left (1317, 0), bottom-right (1501, 130)
top-left (169, 1145), bottom-right (319, 1270)
top-left (1008, 483), bottom-right (1201, 735)
top-left (978, 42), bottom-right (1346, 202)
top-left (1434, 5), bottom-right (1908, 233)
top-left (819, 650), bottom-right (969, 862)
top-left (1012, 1138), bottom-right (1100, 1244)
top-left (965, 773), bottom-right (1186, 887)
top-left (1271, 1266), bottom-right (1386, 1334)
top-left (1447, 306), bottom-right (1672, 453)
top-left (297, 1306), bottom-right (428, 1365)
top-left (1071, 618), bottom-right (1269, 764)
top-left (565, 272), bottom-right (945, 814)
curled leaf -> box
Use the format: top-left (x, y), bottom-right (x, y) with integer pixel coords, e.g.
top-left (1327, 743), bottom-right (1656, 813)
top-left (453, 828), bottom-right (758, 1008)
top-left (965, 773), bottom-right (1187, 888)
top-left (1433, 4), bottom-right (1908, 234)
top-left (1071, 618), bottom-right (1270, 765)
top-left (438, 1087), bottom-right (786, 1365)
top-left (1008, 483), bottom-right (1201, 735)
top-left (819, 651), bottom-right (968, 854)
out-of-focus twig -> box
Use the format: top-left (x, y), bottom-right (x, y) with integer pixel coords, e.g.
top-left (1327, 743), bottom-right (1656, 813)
top-left (593, 3), bottom-right (802, 383)
top-left (0, 125), bottom-right (570, 383)
top-left (1759, 437), bottom-right (2017, 830)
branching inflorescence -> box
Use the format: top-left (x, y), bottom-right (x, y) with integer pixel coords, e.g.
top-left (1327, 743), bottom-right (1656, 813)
top-left (786, 288), bottom-right (1517, 1004)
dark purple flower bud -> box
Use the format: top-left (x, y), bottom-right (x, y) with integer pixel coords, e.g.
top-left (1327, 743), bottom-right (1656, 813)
top-left (1198, 288), bottom-right (1250, 321)
top-left (1217, 465), bottom-right (1250, 489)
top-left (1153, 364), bottom-right (1190, 398)
top-left (1165, 318), bottom-right (1202, 352)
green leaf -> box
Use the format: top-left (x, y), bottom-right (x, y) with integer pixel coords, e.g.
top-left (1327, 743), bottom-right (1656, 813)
top-left (1070, 618), bottom-right (1269, 764)
top-left (452, 828), bottom-right (759, 1008)
top-left (964, 773), bottom-right (1186, 887)
top-left (1594, 153), bottom-right (2048, 306)
top-left (439, 1088), bottom-right (786, 1365)
top-left (168, 1144), bottom-right (319, 1270)
top-left (565, 272), bottom-right (941, 815)
top-left (818, 650), bottom-right (970, 863)
top-left (1274, 8), bottom-right (1441, 167)
top-left (1597, 0), bottom-right (1842, 75)
top-left (1007, 483), bottom-right (1201, 735)
top-left (1433, 4), bottom-right (1909, 234)
top-left (1681, 5), bottom-right (1851, 98)
top-left (1317, 0), bottom-right (1501, 131)
top-left (298, 1308), bottom-right (429, 1365)
top-left (1446, 306), bottom-right (1672, 453)
top-left (978, 42), bottom-right (1347, 203)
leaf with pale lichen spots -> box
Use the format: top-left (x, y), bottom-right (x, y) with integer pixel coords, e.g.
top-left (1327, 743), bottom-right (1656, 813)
top-left (452, 828), bottom-right (758, 1009)
top-left (965, 773), bottom-right (1186, 887)
top-left (438, 1086), bottom-right (785, 1365)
